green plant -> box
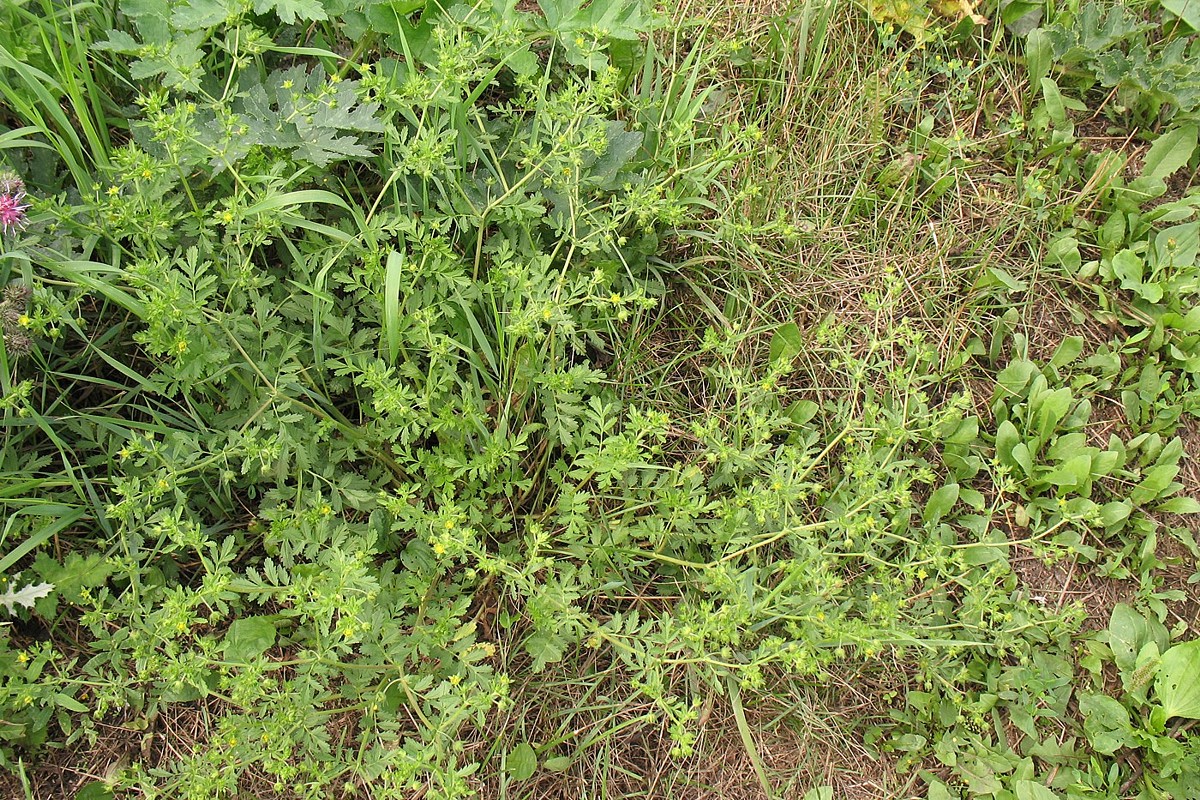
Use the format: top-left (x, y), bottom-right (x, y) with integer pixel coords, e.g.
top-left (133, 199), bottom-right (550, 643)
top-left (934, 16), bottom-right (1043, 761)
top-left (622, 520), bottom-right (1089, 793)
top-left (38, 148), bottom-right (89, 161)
top-left (1021, 1), bottom-right (1200, 123)
top-left (3, 0), bottom-right (1200, 797)
top-left (1076, 604), bottom-right (1200, 799)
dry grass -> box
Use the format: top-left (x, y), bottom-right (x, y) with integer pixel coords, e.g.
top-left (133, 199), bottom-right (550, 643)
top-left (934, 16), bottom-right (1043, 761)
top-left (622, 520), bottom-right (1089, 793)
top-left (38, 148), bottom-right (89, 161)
top-left (468, 656), bottom-right (925, 800)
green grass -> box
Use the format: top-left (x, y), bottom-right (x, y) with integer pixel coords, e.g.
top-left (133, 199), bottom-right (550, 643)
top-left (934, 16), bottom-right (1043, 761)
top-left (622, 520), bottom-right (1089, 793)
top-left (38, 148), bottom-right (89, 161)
top-left (1, 0), bottom-right (1199, 798)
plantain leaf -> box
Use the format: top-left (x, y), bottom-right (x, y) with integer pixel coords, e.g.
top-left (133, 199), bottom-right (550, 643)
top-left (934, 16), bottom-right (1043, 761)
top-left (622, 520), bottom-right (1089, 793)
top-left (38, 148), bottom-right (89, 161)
top-left (1156, 639), bottom-right (1200, 719)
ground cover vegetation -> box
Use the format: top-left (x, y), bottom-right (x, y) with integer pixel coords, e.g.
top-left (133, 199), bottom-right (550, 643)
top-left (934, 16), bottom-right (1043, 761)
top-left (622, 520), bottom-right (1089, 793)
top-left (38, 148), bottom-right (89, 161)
top-left (0, 0), bottom-right (1198, 797)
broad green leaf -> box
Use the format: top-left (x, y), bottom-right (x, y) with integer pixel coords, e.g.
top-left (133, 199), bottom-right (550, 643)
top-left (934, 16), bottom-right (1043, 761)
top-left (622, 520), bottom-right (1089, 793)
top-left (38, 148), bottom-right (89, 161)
top-left (1153, 221), bottom-right (1200, 269)
top-left (1041, 77), bottom-right (1068, 128)
top-left (75, 783), bottom-right (114, 800)
top-left (769, 321), bottom-right (805, 363)
top-left (1034, 387), bottom-right (1072, 445)
top-left (1046, 235), bottom-right (1082, 272)
top-left (1011, 442), bottom-right (1035, 477)
top-left (1171, 305), bottom-right (1200, 332)
top-left (385, 250), bottom-right (404, 364)
top-left (1098, 500), bottom-right (1131, 528)
top-left (945, 417), bottom-right (978, 445)
top-left (224, 616), bottom-right (277, 662)
top-left (1112, 249), bottom-right (1144, 291)
top-left (1025, 29), bottom-right (1052, 85)
top-left (1141, 125), bottom-right (1198, 183)
top-left (1042, 453), bottom-right (1092, 489)
top-left (1108, 603), bottom-right (1148, 672)
top-left (1135, 281), bottom-right (1164, 303)
top-left (93, 30), bottom-right (140, 53)
top-left (172, 0), bottom-right (232, 28)
top-left (1010, 706), bottom-right (1037, 737)
top-left (802, 788), bottom-right (834, 800)
top-left (981, 266), bottom-right (1028, 292)
top-left (1045, 432), bottom-right (1086, 461)
top-left (995, 420), bottom-right (1021, 467)
top-left (543, 756), bottom-right (572, 772)
top-left (927, 781), bottom-right (956, 800)
top-left (1157, 496), bottom-right (1200, 514)
top-left (1131, 464), bottom-right (1180, 505)
top-left (1091, 449), bottom-right (1120, 477)
top-left (923, 483), bottom-right (960, 525)
top-left (997, 360), bottom-right (1037, 397)
top-left (1049, 335), bottom-right (1085, 368)
top-left (960, 487), bottom-right (985, 510)
top-left (958, 751), bottom-right (1003, 794)
top-left (216, 66), bottom-right (381, 170)
top-left (373, 0), bottom-right (426, 17)
top-left (1015, 779), bottom-right (1062, 800)
top-left (962, 529), bottom-right (1009, 565)
top-left (892, 733), bottom-right (927, 751)
top-left (1158, 435), bottom-right (1185, 467)
top-left (1156, 639), bottom-right (1200, 719)
top-left (1162, 0), bottom-right (1200, 29)
top-left (787, 399), bottom-right (819, 427)
top-left (1107, 604), bottom-right (1168, 676)
top-left (54, 692), bottom-right (89, 713)
top-left (1079, 692), bottom-right (1132, 754)
top-left (507, 742), bottom-right (537, 780)
top-left (589, 122), bottom-right (644, 188)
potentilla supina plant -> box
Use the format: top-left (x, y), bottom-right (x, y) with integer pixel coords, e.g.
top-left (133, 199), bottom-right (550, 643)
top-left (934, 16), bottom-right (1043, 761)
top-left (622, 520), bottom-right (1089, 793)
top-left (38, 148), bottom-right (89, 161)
top-left (0, 171), bottom-right (29, 235)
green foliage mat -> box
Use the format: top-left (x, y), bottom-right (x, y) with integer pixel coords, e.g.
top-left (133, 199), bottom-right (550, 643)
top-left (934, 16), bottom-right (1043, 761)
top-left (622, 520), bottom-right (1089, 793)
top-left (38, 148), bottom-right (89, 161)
top-left (0, 0), bottom-right (1199, 798)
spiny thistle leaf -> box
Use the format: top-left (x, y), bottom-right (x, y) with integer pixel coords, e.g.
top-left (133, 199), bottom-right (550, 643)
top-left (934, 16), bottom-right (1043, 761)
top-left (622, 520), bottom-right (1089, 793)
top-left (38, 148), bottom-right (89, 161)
top-left (0, 575), bottom-right (54, 615)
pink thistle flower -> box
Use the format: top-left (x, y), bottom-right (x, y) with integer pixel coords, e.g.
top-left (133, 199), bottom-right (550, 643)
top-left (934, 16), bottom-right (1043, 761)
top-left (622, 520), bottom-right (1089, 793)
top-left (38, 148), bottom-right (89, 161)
top-left (0, 171), bottom-right (28, 235)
